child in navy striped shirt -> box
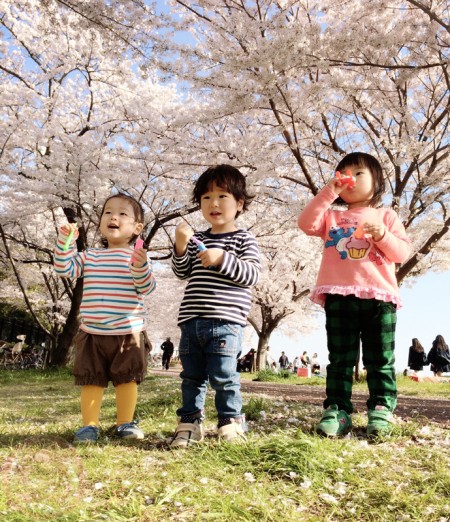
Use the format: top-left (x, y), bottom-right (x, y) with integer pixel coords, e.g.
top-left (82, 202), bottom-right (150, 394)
top-left (54, 194), bottom-right (156, 443)
top-left (170, 164), bottom-right (261, 448)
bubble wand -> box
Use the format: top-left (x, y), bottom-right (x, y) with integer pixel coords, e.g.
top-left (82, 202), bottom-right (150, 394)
top-left (353, 224), bottom-right (365, 239)
top-left (191, 236), bottom-right (207, 252)
top-left (131, 238), bottom-right (144, 264)
top-left (63, 225), bottom-right (77, 251)
top-left (335, 170), bottom-right (355, 189)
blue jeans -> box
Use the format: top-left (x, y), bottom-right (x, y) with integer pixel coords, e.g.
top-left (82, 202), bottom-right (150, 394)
top-left (176, 318), bottom-right (244, 419)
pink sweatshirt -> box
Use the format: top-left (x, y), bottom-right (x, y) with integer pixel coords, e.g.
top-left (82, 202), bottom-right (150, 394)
top-left (297, 186), bottom-right (411, 308)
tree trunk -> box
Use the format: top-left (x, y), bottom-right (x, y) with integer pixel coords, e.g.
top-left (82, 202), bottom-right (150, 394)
top-left (255, 334), bottom-right (270, 371)
top-left (48, 279), bottom-right (83, 367)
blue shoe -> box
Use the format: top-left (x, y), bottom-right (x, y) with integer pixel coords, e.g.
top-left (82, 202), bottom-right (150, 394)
top-left (74, 425), bottom-right (99, 443)
top-left (114, 421), bottom-right (144, 440)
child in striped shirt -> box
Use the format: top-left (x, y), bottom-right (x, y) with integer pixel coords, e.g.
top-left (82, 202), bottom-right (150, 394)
top-left (170, 164), bottom-right (261, 448)
top-left (54, 194), bottom-right (156, 443)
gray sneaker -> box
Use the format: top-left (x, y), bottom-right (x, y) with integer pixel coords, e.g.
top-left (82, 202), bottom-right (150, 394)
top-left (170, 419), bottom-right (204, 449)
top-left (74, 425), bottom-right (99, 443)
top-left (114, 421), bottom-right (144, 440)
top-left (217, 418), bottom-right (247, 443)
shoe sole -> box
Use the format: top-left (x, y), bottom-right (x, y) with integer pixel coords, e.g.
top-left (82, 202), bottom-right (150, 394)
top-left (170, 438), bottom-right (203, 449)
top-left (116, 433), bottom-right (145, 440)
top-left (73, 438), bottom-right (98, 444)
top-left (315, 426), bottom-right (351, 437)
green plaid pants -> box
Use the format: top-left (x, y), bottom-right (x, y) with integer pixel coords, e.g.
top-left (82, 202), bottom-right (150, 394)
top-left (324, 294), bottom-right (397, 414)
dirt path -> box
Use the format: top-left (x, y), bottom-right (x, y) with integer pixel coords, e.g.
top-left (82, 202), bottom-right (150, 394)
top-left (151, 368), bottom-right (450, 427)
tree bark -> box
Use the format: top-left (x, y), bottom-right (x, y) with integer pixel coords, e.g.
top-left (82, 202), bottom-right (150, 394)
top-left (48, 278), bottom-right (83, 367)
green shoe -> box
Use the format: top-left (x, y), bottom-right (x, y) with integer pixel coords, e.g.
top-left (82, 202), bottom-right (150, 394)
top-left (315, 405), bottom-right (352, 437)
top-left (367, 406), bottom-right (394, 438)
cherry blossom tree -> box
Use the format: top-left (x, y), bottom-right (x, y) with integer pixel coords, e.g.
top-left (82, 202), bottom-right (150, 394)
top-left (1, 0), bottom-right (450, 367)
top-left (0, 0), bottom-right (190, 363)
top-left (157, 0), bottom-right (450, 359)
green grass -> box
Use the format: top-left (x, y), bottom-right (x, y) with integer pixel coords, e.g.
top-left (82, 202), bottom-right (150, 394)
top-left (242, 370), bottom-right (450, 399)
top-left (0, 369), bottom-right (449, 521)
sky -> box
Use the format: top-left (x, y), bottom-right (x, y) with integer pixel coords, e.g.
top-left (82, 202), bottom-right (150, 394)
top-left (268, 270), bottom-right (450, 372)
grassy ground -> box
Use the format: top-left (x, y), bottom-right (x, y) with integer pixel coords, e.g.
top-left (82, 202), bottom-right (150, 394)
top-left (0, 369), bottom-right (449, 521)
top-left (242, 369), bottom-right (450, 399)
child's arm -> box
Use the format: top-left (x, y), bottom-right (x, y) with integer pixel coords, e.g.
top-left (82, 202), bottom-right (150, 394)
top-left (366, 209), bottom-right (411, 263)
top-left (131, 253), bottom-right (156, 295)
top-left (175, 222), bottom-right (194, 256)
top-left (297, 183), bottom-right (340, 237)
top-left (172, 222), bottom-right (195, 280)
top-left (212, 235), bottom-right (261, 287)
top-left (54, 224), bottom-right (84, 278)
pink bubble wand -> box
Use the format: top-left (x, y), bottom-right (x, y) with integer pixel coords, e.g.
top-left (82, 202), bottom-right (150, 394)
top-left (335, 169), bottom-right (355, 189)
top-left (131, 238), bottom-right (144, 264)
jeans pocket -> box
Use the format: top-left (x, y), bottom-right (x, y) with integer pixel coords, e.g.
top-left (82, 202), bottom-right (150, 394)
top-left (212, 322), bottom-right (243, 356)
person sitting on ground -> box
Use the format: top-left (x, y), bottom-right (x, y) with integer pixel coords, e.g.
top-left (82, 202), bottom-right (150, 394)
top-left (311, 353), bottom-right (321, 374)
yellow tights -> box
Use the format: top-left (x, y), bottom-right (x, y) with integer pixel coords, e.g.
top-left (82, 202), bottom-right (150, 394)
top-left (80, 381), bottom-right (138, 427)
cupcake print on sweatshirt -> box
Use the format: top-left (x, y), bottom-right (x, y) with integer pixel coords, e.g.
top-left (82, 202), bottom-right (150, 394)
top-left (345, 235), bottom-right (371, 259)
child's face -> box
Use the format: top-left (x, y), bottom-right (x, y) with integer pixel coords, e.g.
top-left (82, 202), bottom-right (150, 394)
top-left (339, 164), bottom-right (374, 208)
top-left (200, 182), bottom-right (244, 233)
top-left (100, 197), bottom-right (143, 248)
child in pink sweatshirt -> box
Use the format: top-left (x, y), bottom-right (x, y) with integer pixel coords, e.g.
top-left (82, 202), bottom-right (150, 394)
top-left (298, 152), bottom-right (410, 439)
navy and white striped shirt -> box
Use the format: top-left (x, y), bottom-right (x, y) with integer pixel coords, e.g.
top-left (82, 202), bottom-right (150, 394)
top-left (172, 229), bottom-right (261, 326)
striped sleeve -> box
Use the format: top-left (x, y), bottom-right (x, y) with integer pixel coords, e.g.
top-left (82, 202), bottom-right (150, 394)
top-left (218, 234), bottom-right (260, 287)
top-left (173, 229), bottom-right (262, 326)
top-left (54, 232), bottom-right (85, 278)
top-left (131, 257), bottom-right (157, 295)
top-left (171, 250), bottom-right (192, 280)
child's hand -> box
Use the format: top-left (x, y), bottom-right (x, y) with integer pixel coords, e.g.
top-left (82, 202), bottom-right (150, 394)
top-left (175, 222), bottom-right (194, 256)
top-left (130, 248), bottom-right (148, 268)
top-left (362, 222), bottom-right (386, 242)
top-left (60, 223), bottom-right (78, 237)
top-left (328, 177), bottom-right (348, 196)
top-left (198, 248), bottom-right (224, 268)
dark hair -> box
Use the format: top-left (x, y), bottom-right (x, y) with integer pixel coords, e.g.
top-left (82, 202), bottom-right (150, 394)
top-left (100, 193), bottom-right (144, 246)
top-left (432, 335), bottom-right (449, 352)
top-left (192, 164), bottom-right (254, 217)
top-left (334, 152), bottom-right (385, 207)
top-left (411, 338), bottom-right (424, 353)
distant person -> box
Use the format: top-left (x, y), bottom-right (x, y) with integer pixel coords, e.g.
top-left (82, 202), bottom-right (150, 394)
top-left (170, 164), bottom-right (261, 448)
top-left (161, 337), bottom-right (175, 370)
top-left (300, 351), bottom-right (310, 367)
top-left (265, 346), bottom-right (276, 369)
top-left (298, 152), bottom-right (411, 438)
top-left (311, 353), bottom-right (321, 375)
top-left (279, 351), bottom-right (289, 370)
top-left (54, 194), bottom-right (156, 443)
top-left (407, 338), bottom-right (428, 372)
top-left (237, 349), bottom-right (255, 372)
top-left (427, 335), bottom-right (450, 376)
top-left (292, 356), bottom-right (300, 373)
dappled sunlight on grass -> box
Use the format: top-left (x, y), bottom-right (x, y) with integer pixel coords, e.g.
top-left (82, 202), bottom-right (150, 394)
top-left (0, 369), bottom-right (449, 521)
